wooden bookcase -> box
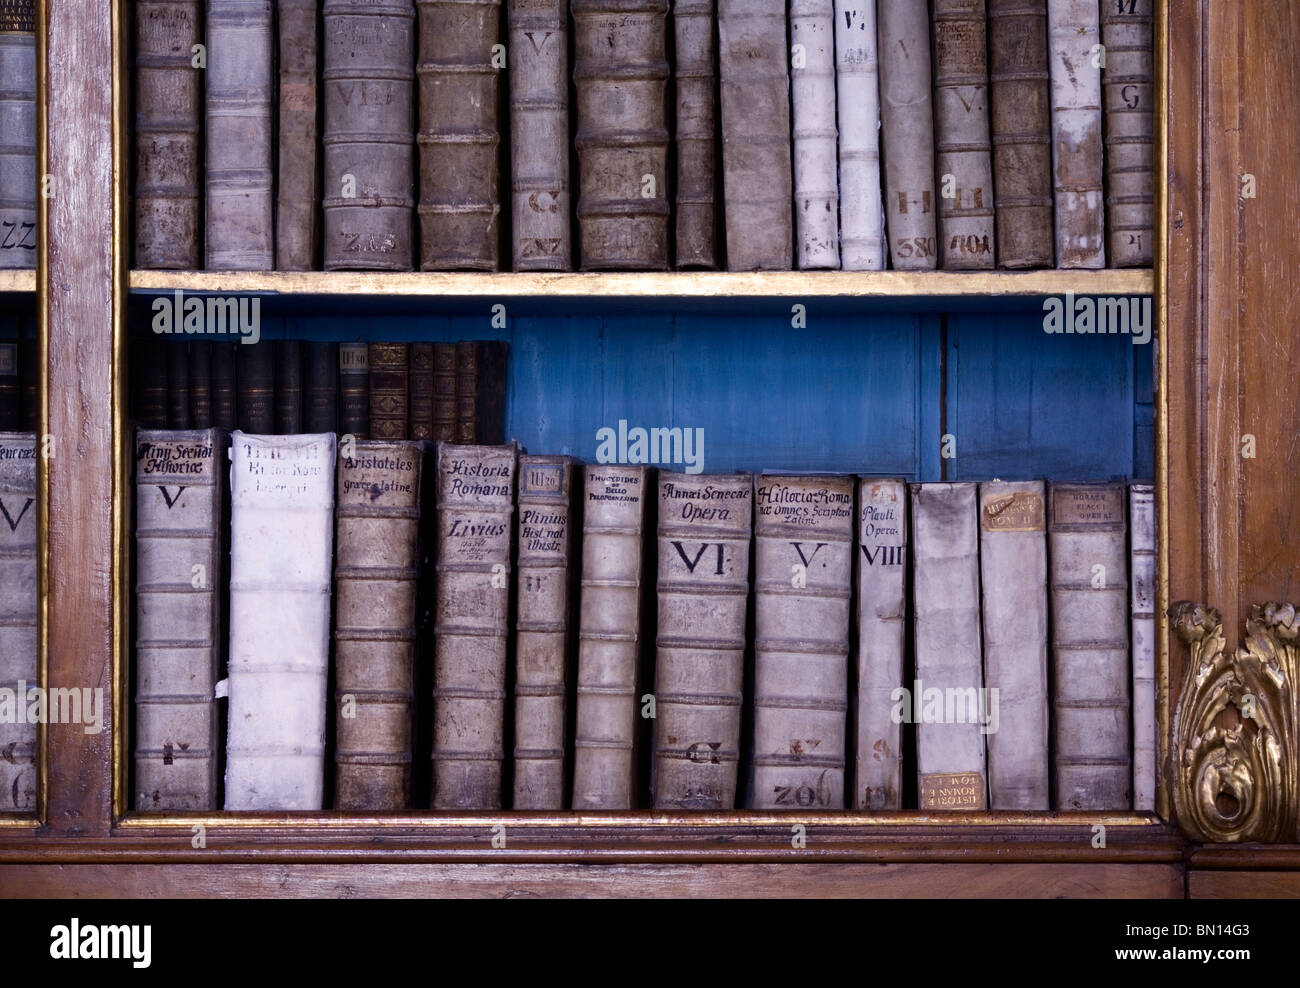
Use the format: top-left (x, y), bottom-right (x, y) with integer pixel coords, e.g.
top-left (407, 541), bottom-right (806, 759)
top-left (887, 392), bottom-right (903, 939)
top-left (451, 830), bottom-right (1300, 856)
top-left (2, 0), bottom-right (1297, 899)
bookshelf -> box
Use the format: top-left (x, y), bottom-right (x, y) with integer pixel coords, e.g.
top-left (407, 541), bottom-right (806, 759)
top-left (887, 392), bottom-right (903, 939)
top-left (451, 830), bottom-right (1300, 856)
top-left (7, 0), bottom-right (1300, 900)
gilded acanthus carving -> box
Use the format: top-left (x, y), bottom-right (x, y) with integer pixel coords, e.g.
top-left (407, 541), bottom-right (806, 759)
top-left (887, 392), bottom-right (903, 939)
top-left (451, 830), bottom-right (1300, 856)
top-left (1171, 601), bottom-right (1298, 843)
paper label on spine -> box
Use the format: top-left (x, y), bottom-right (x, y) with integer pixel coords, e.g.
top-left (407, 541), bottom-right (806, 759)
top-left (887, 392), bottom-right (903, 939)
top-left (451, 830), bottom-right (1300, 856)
top-left (920, 771), bottom-right (986, 810)
top-left (1051, 485), bottom-right (1123, 525)
top-left (981, 490), bottom-right (1045, 532)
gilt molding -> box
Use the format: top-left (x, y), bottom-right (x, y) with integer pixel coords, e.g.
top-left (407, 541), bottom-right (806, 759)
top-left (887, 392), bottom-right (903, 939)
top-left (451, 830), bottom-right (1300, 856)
top-left (1171, 601), bottom-right (1298, 843)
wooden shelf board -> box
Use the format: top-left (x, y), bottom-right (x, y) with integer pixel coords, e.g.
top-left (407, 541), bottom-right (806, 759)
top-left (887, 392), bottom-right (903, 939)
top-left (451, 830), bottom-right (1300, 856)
top-left (129, 268), bottom-right (1154, 298)
top-left (0, 269), bottom-right (35, 293)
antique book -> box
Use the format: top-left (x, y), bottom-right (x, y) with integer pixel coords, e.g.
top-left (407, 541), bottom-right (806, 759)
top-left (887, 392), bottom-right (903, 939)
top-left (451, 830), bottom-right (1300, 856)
top-left (134, 428), bottom-right (229, 810)
top-left (717, 0), bottom-right (792, 271)
top-left (1101, 0), bottom-right (1153, 266)
top-left (508, 0), bottom-right (571, 271)
top-left (877, 0), bottom-right (936, 269)
top-left (0, 341), bottom-right (18, 429)
top-left (432, 342), bottom-right (457, 441)
top-left (134, 341), bottom-right (169, 429)
top-left (167, 343), bottom-right (190, 429)
top-left (932, 0), bottom-right (995, 269)
top-left (333, 439), bottom-right (435, 809)
top-left (417, 0), bottom-right (501, 270)
top-left (653, 472), bottom-right (753, 810)
top-left (236, 342), bottom-right (274, 434)
top-left (512, 455), bottom-right (577, 809)
top-left (368, 342), bottom-right (410, 440)
top-left (205, 0), bottom-right (274, 270)
top-left (211, 342), bottom-right (237, 430)
top-left (751, 475), bottom-right (853, 809)
top-left (339, 341), bottom-right (370, 438)
top-left (277, 0), bottom-right (321, 270)
top-left (188, 341), bottom-right (212, 429)
top-left (303, 341), bottom-right (339, 433)
top-left (853, 478), bottom-right (906, 810)
top-left (988, 0), bottom-right (1052, 268)
top-left (454, 340), bottom-right (508, 445)
top-left (911, 483), bottom-right (987, 810)
top-left (409, 343), bottom-right (434, 440)
top-left (1049, 481), bottom-right (1130, 809)
top-left (571, 0), bottom-right (670, 270)
top-left (0, 0), bottom-right (34, 270)
top-left (1047, 0), bottom-right (1105, 268)
top-left (572, 464), bottom-right (648, 809)
top-left (833, 1), bottom-right (884, 271)
top-left (134, 0), bottom-right (202, 269)
top-left (275, 340), bottom-right (303, 435)
top-left (322, 0), bottom-right (416, 270)
top-left (224, 432), bottom-right (336, 810)
top-left (1129, 482), bottom-right (1156, 811)
top-left (978, 480), bottom-right (1049, 810)
top-left (17, 337), bottom-right (32, 431)
top-left (431, 442), bottom-right (517, 809)
top-left (0, 432), bottom-right (36, 810)
top-left (672, 0), bottom-right (716, 269)
top-left (790, 0), bottom-right (841, 270)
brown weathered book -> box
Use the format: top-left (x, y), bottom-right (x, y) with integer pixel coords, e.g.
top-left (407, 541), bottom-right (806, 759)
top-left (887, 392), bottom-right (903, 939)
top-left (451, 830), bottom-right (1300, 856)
top-left (339, 342), bottom-right (369, 438)
top-left (368, 342), bottom-right (410, 440)
top-left (277, 0), bottom-right (320, 270)
top-left (571, 0), bottom-right (670, 270)
top-left (166, 342), bottom-right (189, 429)
top-left (211, 342), bottom-right (237, 430)
top-left (453, 340), bottom-right (508, 445)
top-left (134, 0), bottom-right (202, 269)
top-left (275, 340), bottom-right (303, 434)
top-left (1101, 0), bottom-right (1153, 267)
top-left (432, 342), bottom-right (457, 441)
top-left (334, 439), bottom-right (435, 809)
top-left (718, 0), bottom-right (792, 270)
top-left (409, 342), bottom-right (435, 440)
top-left (989, 0), bottom-right (1053, 268)
top-left (673, 0), bottom-right (716, 268)
top-left (507, 0), bottom-right (572, 271)
top-left (189, 340), bottom-right (212, 428)
top-left (236, 341), bottom-right (274, 434)
top-left (303, 341), bottom-right (338, 433)
top-left (417, 0), bottom-right (502, 270)
top-left (134, 340), bottom-right (168, 429)
top-left (322, 0), bottom-right (417, 270)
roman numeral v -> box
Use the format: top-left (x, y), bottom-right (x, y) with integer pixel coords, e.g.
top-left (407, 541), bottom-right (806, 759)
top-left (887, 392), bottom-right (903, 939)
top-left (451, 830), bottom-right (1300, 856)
top-left (790, 542), bottom-right (827, 567)
top-left (158, 486), bottom-right (187, 509)
top-left (0, 496), bottom-right (33, 533)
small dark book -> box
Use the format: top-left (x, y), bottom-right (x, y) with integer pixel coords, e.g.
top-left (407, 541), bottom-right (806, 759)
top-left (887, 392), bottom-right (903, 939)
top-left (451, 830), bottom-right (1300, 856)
top-left (133, 339), bottom-right (169, 429)
top-left (304, 341), bottom-right (339, 433)
top-left (211, 342), bottom-right (238, 430)
top-left (237, 341), bottom-right (275, 434)
top-left (409, 342), bottom-right (434, 440)
top-left (167, 341), bottom-right (190, 429)
top-left (454, 340), bottom-right (508, 445)
top-left (368, 342), bottom-right (410, 440)
top-left (275, 340), bottom-right (304, 434)
top-left (189, 340), bottom-right (212, 428)
top-left (432, 342), bottom-right (457, 441)
top-left (339, 342), bottom-right (370, 438)
top-left (0, 342), bottom-right (17, 430)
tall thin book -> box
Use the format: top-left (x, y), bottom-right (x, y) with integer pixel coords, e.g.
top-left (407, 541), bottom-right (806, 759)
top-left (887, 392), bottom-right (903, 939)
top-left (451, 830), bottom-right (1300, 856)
top-left (0, 432), bottom-right (36, 810)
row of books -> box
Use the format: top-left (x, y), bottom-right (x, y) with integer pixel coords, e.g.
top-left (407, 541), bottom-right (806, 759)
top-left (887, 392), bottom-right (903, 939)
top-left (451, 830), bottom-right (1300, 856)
top-left (125, 0), bottom-right (1154, 276)
top-left (0, 340), bottom-right (38, 431)
top-left (130, 339), bottom-right (508, 443)
top-left (116, 428), bottom-right (1156, 814)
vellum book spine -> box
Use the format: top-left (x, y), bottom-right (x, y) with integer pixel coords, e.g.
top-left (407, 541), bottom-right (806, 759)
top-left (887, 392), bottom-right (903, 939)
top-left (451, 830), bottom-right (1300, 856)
top-left (0, 0), bottom-right (34, 269)
top-left (205, 0), bottom-right (274, 270)
top-left (1049, 481), bottom-right (1130, 809)
top-left (790, 0), bottom-right (840, 270)
top-left (334, 440), bottom-right (434, 810)
top-left (751, 475), bottom-right (853, 809)
top-left (1101, 0), bottom-right (1153, 266)
top-left (512, 455), bottom-right (576, 809)
top-left (854, 478), bottom-right (905, 810)
top-left (1129, 482), bottom-right (1156, 811)
top-left (508, 0), bottom-right (572, 271)
top-left (134, 429), bottom-right (228, 811)
top-left (1047, 0), bottom-right (1105, 268)
top-left (224, 432), bottom-right (336, 810)
top-left (911, 482), bottom-right (987, 810)
top-left (572, 464), bottom-right (647, 809)
top-left (717, 0), bottom-right (792, 271)
top-left (653, 472), bottom-right (753, 810)
top-left (432, 442), bottom-right (517, 809)
top-left (277, 0), bottom-right (321, 270)
top-left (833, 1), bottom-right (884, 271)
top-left (876, 0), bottom-right (936, 270)
top-left (978, 479), bottom-right (1049, 810)
top-left (672, 0), bottom-right (716, 269)
top-left (0, 432), bottom-right (36, 810)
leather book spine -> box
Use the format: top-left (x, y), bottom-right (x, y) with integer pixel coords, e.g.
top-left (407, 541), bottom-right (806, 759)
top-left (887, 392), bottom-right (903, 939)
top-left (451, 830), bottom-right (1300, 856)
top-left (431, 442), bottom-right (517, 808)
top-left (652, 472), bottom-right (753, 810)
top-left (275, 340), bottom-right (303, 435)
top-left (1047, 0), bottom-right (1105, 268)
top-left (672, 0), bottom-right (716, 269)
top-left (854, 477), bottom-right (905, 810)
top-left (432, 341), bottom-right (457, 441)
top-left (167, 342), bottom-right (190, 429)
top-left (1049, 481), bottom-right (1130, 809)
top-left (833, 1), bottom-right (885, 271)
top-left (572, 464), bottom-right (648, 809)
top-left (205, 0), bottom-right (274, 270)
top-left (339, 341), bottom-right (370, 438)
top-left (0, 431), bottom-right (36, 810)
top-left (978, 479), bottom-right (1049, 810)
top-left (134, 428), bottom-right (229, 810)
top-left (211, 341), bottom-right (237, 430)
top-left (989, 0), bottom-right (1053, 268)
top-left (417, 0), bottom-right (502, 271)
top-left (303, 341), bottom-right (339, 434)
top-left (0, 342), bottom-right (17, 430)
top-left (277, 0), bottom-right (321, 271)
top-left (453, 340), bottom-right (477, 443)
top-left (877, 0), bottom-right (937, 269)
top-left (790, 0), bottom-right (840, 270)
top-left (911, 482), bottom-right (988, 810)
top-left (751, 474), bottom-right (853, 809)
top-left (1129, 482), bottom-right (1155, 811)
top-left (189, 340), bottom-right (212, 429)
top-left (369, 342), bottom-right (410, 440)
top-left (17, 336), bottom-right (33, 432)
top-left (134, 0), bottom-right (202, 269)
top-left (333, 439), bottom-right (434, 809)
top-left (236, 341), bottom-right (274, 434)
top-left (409, 342), bottom-right (435, 440)
top-left (717, 0), bottom-right (792, 271)
top-left (224, 431), bottom-right (336, 810)
top-left (1101, 0), bottom-right (1153, 266)
top-left (0, 0), bottom-right (35, 269)
top-left (135, 340), bottom-right (170, 429)
top-left (473, 340), bottom-right (508, 445)
top-left (512, 454), bottom-right (577, 808)
top-left (571, 0), bottom-right (670, 270)
top-left (508, 0), bottom-right (572, 271)
top-left (322, 0), bottom-right (417, 270)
